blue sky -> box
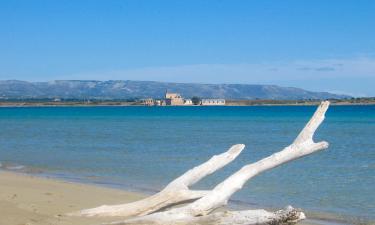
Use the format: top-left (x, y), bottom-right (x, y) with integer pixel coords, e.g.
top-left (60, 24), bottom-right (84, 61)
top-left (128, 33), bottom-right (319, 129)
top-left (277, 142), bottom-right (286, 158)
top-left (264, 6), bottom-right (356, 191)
top-left (1, 0), bottom-right (374, 96)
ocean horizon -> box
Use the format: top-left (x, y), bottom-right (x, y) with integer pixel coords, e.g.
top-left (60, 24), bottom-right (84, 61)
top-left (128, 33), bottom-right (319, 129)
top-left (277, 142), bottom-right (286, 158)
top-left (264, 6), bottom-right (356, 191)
top-left (0, 105), bottom-right (374, 224)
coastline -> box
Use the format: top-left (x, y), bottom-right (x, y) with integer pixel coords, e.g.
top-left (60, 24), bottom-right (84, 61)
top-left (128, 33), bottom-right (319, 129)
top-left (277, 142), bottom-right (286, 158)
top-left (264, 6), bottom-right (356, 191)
top-left (1, 98), bottom-right (375, 107)
top-left (0, 102), bottom-right (375, 107)
top-left (0, 168), bottom-right (367, 225)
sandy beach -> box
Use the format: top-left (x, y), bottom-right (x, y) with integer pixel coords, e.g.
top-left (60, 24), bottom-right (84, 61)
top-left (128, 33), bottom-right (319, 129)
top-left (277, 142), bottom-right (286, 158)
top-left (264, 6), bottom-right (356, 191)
top-left (0, 170), bottom-right (349, 225)
top-left (0, 170), bottom-right (145, 225)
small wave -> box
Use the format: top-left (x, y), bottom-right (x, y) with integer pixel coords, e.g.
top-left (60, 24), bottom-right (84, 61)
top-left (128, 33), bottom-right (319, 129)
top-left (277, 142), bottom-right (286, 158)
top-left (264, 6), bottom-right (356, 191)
top-left (0, 162), bottom-right (26, 171)
top-left (7, 165), bottom-right (25, 170)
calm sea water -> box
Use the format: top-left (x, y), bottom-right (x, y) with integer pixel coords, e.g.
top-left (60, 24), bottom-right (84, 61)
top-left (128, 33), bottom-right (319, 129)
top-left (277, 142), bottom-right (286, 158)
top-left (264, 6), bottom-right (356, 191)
top-left (0, 105), bottom-right (374, 223)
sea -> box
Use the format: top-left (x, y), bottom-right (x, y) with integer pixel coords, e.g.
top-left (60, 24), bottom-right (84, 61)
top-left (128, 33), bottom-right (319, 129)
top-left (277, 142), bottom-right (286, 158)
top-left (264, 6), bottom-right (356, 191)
top-left (0, 105), bottom-right (374, 224)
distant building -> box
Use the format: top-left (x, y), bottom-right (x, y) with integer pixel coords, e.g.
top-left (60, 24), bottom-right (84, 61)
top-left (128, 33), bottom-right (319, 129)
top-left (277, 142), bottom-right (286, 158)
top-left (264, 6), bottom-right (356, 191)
top-left (142, 98), bottom-right (155, 106)
top-left (165, 92), bottom-right (184, 105)
top-left (154, 100), bottom-right (164, 106)
top-left (201, 99), bottom-right (226, 106)
top-left (183, 99), bottom-right (193, 105)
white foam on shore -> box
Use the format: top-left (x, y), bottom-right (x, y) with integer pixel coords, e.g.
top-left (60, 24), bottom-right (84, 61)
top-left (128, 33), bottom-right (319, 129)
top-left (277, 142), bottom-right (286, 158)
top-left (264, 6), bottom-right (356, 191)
top-left (7, 165), bottom-right (25, 170)
top-left (0, 162), bottom-right (26, 171)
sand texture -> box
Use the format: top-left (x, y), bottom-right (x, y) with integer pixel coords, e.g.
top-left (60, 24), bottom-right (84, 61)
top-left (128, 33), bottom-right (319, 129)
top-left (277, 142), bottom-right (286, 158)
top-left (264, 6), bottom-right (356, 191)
top-left (0, 171), bottom-right (144, 225)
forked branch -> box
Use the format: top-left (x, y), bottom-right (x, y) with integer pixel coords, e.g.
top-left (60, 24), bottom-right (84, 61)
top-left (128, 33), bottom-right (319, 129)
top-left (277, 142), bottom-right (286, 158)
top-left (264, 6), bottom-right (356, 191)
top-left (185, 101), bottom-right (330, 216)
top-left (70, 144), bottom-right (245, 217)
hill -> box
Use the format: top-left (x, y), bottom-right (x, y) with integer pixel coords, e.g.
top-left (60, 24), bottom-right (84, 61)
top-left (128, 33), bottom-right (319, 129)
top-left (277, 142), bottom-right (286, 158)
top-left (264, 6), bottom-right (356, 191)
top-left (0, 80), bottom-right (349, 100)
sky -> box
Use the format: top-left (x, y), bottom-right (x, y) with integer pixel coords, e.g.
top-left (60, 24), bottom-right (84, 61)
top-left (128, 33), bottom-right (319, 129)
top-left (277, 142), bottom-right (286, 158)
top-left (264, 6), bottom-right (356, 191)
top-left (0, 0), bottom-right (374, 96)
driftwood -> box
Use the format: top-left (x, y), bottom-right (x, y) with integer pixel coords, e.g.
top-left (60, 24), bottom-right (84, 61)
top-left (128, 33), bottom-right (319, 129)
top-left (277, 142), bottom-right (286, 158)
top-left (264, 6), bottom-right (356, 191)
top-left (70, 144), bottom-right (245, 217)
top-left (108, 205), bottom-right (305, 225)
top-left (71, 101), bottom-right (330, 225)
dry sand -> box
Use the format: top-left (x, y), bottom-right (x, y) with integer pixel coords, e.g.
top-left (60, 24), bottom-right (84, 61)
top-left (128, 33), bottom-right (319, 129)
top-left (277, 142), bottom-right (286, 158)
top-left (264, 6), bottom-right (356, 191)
top-left (0, 170), bottom-right (144, 225)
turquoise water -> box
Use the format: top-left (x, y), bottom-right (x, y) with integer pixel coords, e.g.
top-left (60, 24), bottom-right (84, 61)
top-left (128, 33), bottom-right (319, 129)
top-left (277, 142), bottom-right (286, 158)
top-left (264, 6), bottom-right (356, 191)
top-left (0, 105), bottom-right (374, 223)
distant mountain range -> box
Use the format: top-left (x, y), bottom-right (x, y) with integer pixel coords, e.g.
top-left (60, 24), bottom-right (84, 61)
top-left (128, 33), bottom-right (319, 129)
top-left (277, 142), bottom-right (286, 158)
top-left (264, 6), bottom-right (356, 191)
top-left (0, 80), bottom-right (349, 100)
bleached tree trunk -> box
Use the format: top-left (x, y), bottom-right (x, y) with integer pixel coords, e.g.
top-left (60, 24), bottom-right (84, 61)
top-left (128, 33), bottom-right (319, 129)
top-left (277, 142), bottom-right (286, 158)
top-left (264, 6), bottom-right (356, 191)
top-left (108, 206), bottom-right (305, 225)
top-left (70, 144), bottom-right (245, 217)
top-left (105, 101), bottom-right (330, 225)
top-left (185, 101), bottom-right (330, 217)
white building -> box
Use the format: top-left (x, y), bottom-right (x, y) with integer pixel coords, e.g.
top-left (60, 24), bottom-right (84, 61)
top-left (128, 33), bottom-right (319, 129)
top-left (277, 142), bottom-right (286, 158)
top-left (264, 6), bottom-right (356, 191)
top-left (201, 99), bottom-right (225, 106)
top-left (184, 99), bottom-right (193, 105)
top-left (142, 98), bottom-right (154, 106)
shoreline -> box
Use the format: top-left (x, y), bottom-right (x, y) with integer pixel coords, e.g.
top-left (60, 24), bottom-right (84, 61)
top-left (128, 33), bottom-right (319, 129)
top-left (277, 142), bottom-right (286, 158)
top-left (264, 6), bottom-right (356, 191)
top-left (1, 98), bottom-right (375, 107)
top-left (0, 102), bottom-right (375, 107)
top-left (0, 167), bottom-right (368, 225)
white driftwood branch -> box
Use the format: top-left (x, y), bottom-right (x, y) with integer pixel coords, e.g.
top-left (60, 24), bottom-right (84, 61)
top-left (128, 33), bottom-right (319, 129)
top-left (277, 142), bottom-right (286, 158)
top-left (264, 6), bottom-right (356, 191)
top-left (108, 101), bottom-right (330, 225)
top-left (184, 101), bottom-right (330, 216)
top-left (70, 144), bottom-right (245, 217)
top-left (107, 205), bottom-right (305, 225)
